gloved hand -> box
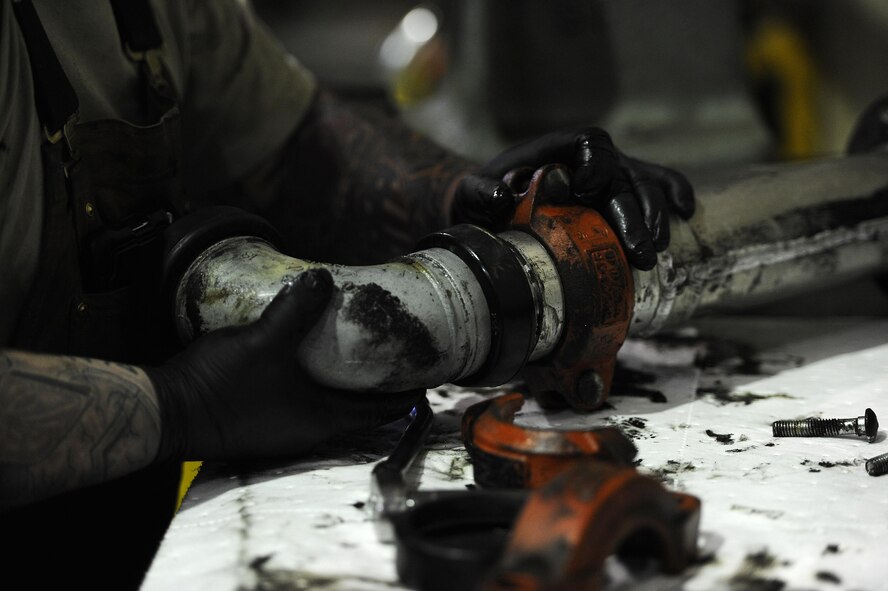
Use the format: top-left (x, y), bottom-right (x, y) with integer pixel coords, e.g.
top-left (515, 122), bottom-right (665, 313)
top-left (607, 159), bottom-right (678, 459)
top-left (146, 268), bottom-right (424, 462)
top-left (451, 128), bottom-right (695, 270)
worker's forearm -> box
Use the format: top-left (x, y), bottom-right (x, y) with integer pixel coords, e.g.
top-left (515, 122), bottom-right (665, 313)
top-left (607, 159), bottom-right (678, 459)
top-left (238, 88), bottom-right (476, 264)
top-left (0, 349), bottom-right (161, 510)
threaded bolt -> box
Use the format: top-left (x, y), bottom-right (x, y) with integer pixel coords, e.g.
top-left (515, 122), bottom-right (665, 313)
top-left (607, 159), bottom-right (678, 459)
top-left (865, 452), bottom-right (888, 476)
top-left (772, 408), bottom-right (879, 443)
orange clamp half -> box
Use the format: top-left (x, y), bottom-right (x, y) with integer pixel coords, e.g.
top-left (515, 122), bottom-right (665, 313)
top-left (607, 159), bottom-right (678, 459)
top-left (462, 392), bottom-right (637, 489)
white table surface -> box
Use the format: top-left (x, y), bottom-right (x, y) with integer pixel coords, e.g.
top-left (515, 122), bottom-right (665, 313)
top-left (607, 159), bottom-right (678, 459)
top-left (142, 316), bottom-right (888, 591)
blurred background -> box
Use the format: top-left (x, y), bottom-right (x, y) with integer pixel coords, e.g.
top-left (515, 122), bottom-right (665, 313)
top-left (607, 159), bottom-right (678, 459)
top-left (253, 0), bottom-right (888, 167)
top-left (252, 0), bottom-right (888, 315)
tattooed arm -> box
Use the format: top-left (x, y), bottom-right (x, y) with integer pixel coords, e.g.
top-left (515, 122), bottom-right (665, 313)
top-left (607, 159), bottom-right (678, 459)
top-left (0, 349), bottom-right (161, 510)
top-left (213, 88), bottom-right (476, 265)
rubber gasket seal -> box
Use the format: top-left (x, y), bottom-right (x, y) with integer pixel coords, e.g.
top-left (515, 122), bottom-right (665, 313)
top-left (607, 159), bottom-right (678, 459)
top-left (418, 224), bottom-right (536, 386)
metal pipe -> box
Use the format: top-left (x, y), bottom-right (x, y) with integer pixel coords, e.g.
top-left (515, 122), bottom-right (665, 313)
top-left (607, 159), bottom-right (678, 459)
top-left (174, 230), bottom-right (564, 392)
top-left (631, 151), bottom-right (888, 335)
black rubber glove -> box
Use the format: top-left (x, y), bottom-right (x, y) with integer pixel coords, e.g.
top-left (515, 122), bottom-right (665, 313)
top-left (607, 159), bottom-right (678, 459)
top-left (147, 268), bottom-right (424, 462)
top-left (451, 127), bottom-right (695, 270)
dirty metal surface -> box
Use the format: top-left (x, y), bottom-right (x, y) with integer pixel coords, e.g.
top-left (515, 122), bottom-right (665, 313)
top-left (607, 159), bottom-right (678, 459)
top-left (179, 237), bottom-right (492, 391)
top-left (142, 316), bottom-right (888, 591)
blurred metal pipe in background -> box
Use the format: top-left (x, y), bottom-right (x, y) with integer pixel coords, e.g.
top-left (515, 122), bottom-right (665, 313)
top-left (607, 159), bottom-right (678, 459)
top-left (632, 151), bottom-right (888, 334)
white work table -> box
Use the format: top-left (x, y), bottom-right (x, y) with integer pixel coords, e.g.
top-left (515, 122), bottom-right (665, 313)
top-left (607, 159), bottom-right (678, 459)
top-left (142, 316), bottom-right (888, 591)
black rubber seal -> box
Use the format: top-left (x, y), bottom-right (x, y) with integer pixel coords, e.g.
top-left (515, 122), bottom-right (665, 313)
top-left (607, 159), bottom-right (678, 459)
top-left (418, 224), bottom-right (536, 386)
top-left (391, 489), bottom-right (527, 591)
top-left (160, 206), bottom-right (283, 340)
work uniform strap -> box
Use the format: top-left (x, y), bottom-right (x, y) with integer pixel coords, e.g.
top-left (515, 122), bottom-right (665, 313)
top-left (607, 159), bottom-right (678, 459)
top-left (11, 0), bottom-right (79, 140)
top-left (108, 0), bottom-right (170, 96)
top-left (108, 0), bottom-right (162, 52)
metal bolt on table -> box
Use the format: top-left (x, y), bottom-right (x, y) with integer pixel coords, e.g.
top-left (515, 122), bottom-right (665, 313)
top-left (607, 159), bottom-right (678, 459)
top-left (772, 408), bottom-right (879, 443)
top-left (865, 452), bottom-right (888, 476)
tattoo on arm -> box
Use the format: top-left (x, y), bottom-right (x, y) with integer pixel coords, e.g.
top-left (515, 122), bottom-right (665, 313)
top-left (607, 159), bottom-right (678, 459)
top-left (216, 88), bottom-right (477, 264)
top-left (0, 349), bottom-right (161, 510)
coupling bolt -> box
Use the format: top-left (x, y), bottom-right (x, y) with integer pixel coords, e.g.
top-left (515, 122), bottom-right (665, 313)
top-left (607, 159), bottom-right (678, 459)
top-left (771, 408), bottom-right (878, 443)
top-left (865, 452), bottom-right (888, 476)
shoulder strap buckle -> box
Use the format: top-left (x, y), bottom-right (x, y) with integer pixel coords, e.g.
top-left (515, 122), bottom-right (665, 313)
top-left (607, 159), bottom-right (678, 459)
top-left (44, 112), bottom-right (80, 152)
top-left (124, 44), bottom-right (168, 91)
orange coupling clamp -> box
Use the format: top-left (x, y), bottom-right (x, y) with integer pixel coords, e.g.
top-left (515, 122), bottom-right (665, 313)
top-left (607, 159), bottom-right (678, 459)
top-left (460, 392), bottom-right (701, 591)
top-left (482, 460), bottom-right (702, 591)
top-left (508, 165), bottom-right (635, 410)
top-left (462, 392), bottom-right (637, 488)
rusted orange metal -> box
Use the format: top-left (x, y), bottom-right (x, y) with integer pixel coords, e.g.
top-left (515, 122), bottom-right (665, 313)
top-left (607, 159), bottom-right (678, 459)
top-left (482, 460), bottom-right (701, 591)
top-left (462, 392), bottom-right (637, 489)
top-left (508, 165), bottom-right (635, 410)
top-left (460, 392), bottom-right (701, 589)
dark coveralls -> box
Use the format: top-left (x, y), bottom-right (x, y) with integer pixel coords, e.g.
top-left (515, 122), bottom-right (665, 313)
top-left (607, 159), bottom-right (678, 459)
top-left (9, 1), bottom-right (186, 587)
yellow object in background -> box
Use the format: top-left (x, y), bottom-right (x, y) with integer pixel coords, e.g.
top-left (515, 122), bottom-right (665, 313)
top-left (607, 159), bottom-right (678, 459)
top-left (379, 6), bottom-right (449, 108)
top-left (176, 461), bottom-right (202, 511)
top-left (746, 17), bottom-right (820, 160)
